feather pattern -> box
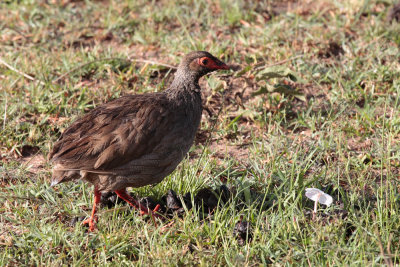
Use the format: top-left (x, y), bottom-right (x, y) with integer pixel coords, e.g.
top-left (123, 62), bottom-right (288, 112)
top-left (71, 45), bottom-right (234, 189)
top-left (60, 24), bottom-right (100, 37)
top-left (49, 51), bottom-right (228, 192)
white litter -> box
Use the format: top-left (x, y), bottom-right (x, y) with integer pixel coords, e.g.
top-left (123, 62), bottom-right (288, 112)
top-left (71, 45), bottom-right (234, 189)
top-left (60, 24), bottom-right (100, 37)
top-left (305, 188), bottom-right (333, 207)
top-left (305, 188), bottom-right (333, 218)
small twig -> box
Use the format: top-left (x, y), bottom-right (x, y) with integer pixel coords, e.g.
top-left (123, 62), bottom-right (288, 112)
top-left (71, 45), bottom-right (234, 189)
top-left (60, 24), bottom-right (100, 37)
top-left (53, 57), bottom-right (176, 83)
top-left (373, 214), bottom-right (393, 267)
top-left (128, 58), bottom-right (177, 70)
top-left (387, 233), bottom-right (393, 261)
top-left (3, 95), bottom-right (7, 130)
top-left (52, 57), bottom-right (125, 83)
top-left (0, 57), bottom-right (45, 85)
top-left (0, 193), bottom-right (45, 203)
top-left (175, 12), bottom-right (197, 50)
top-left (1, 25), bottom-right (29, 39)
top-left (254, 54), bottom-right (305, 70)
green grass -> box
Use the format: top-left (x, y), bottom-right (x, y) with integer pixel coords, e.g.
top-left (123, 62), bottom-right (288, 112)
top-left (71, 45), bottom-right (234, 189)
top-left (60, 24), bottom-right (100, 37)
top-left (1, 0), bottom-right (400, 265)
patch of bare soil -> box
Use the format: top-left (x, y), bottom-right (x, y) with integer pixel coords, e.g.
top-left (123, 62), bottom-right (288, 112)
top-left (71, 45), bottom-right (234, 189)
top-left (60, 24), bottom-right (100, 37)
top-left (9, 145), bottom-right (46, 175)
top-left (192, 74), bottom-right (265, 163)
top-left (318, 41), bottom-right (344, 59)
top-left (346, 137), bottom-right (373, 152)
top-left (254, 0), bottom-right (339, 18)
top-left (388, 2), bottom-right (400, 22)
top-left (19, 154), bottom-right (46, 174)
top-left (0, 220), bottom-right (28, 246)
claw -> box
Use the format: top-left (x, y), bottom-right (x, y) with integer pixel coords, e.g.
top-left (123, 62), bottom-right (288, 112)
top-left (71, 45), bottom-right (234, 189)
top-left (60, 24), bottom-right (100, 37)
top-left (82, 186), bottom-right (101, 232)
top-left (82, 216), bottom-right (98, 232)
top-left (114, 190), bottom-right (164, 225)
top-left (153, 204), bottom-right (160, 212)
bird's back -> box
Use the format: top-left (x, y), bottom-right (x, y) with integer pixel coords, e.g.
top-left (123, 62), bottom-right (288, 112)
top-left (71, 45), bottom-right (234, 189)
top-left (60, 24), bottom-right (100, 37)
top-left (49, 90), bottom-right (202, 190)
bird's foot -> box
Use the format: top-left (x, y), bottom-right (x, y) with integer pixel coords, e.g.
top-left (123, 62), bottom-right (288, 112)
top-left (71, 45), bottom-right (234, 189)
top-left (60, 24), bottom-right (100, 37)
top-left (82, 215), bottom-right (98, 232)
top-left (115, 190), bottom-right (164, 225)
top-left (140, 204), bottom-right (163, 218)
top-left (140, 204), bottom-right (163, 227)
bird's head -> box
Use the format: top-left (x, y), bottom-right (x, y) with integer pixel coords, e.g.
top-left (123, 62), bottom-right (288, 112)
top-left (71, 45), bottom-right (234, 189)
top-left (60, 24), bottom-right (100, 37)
top-left (177, 51), bottom-right (230, 80)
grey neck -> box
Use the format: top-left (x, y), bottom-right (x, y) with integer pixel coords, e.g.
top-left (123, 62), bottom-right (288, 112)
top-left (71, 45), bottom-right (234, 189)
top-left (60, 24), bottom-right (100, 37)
top-left (165, 68), bottom-right (202, 99)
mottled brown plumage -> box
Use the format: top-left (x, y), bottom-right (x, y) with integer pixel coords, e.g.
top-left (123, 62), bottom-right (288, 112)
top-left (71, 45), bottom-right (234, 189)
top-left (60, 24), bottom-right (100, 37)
top-left (49, 51), bottom-right (229, 231)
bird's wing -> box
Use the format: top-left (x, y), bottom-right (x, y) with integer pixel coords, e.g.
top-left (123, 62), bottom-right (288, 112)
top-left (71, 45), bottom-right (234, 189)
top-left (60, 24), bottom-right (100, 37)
top-left (49, 94), bottom-right (172, 171)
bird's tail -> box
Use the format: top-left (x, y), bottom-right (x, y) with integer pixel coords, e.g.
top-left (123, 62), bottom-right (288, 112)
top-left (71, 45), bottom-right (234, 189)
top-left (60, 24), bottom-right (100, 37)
top-left (50, 164), bottom-right (81, 186)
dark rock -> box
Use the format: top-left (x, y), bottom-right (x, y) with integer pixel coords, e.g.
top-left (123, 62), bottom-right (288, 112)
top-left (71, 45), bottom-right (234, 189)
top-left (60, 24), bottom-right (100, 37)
top-left (100, 191), bottom-right (124, 208)
top-left (217, 184), bottom-right (231, 203)
top-left (165, 189), bottom-right (182, 210)
top-left (233, 219), bottom-right (253, 245)
top-left (194, 188), bottom-right (219, 213)
top-left (182, 192), bottom-right (192, 210)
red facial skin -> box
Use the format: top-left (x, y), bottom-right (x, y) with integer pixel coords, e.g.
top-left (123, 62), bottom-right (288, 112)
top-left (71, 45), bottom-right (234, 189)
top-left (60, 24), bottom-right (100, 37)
top-left (197, 57), bottom-right (229, 70)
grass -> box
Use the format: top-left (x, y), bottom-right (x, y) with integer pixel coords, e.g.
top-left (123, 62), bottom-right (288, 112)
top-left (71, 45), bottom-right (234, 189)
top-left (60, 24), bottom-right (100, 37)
top-left (1, 0), bottom-right (400, 265)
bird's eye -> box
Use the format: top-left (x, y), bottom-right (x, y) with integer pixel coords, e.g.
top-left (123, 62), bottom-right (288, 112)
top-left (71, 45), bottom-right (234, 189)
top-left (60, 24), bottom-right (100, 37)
top-left (201, 58), bottom-right (208, 65)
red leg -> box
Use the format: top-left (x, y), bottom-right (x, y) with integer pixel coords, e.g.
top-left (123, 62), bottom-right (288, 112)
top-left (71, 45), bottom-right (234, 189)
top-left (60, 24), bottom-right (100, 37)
top-left (114, 189), bottom-right (162, 225)
top-left (82, 186), bottom-right (101, 232)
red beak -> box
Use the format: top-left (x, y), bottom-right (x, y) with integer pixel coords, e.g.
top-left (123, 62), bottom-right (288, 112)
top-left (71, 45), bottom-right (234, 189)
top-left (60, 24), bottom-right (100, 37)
top-left (214, 59), bottom-right (230, 70)
top-left (215, 60), bottom-right (230, 70)
top-left (219, 63), bottom-right (230, 70)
